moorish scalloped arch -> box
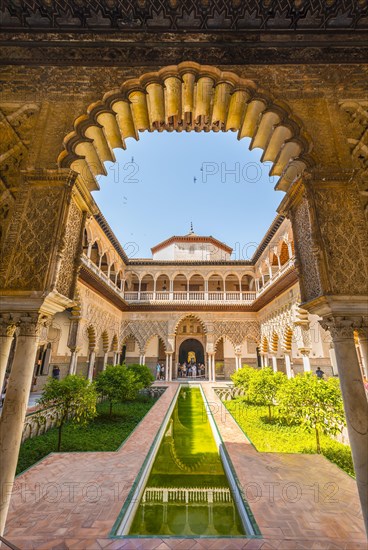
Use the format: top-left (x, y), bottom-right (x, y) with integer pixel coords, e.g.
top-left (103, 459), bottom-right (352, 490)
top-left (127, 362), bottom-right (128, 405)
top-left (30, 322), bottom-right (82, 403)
top-left (174, 313), bottom-right (208, 334)
top-left (58, 61), bottom-right (313, 193)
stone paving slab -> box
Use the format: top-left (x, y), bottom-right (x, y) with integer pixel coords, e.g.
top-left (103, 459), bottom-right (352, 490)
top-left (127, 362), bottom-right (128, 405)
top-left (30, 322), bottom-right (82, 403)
top-left (4, 382), bottom-right (367, 549)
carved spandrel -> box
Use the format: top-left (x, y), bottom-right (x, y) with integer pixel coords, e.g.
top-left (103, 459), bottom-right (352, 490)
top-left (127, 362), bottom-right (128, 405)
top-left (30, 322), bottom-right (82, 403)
top-left (312, 183), bottom-right (368, 296)
top-left (0, 171), bottom-right (78, 293)
top-left (288, 194), bottom-right (323, 303)
top-left (55, 199), bottom-right (85, 300)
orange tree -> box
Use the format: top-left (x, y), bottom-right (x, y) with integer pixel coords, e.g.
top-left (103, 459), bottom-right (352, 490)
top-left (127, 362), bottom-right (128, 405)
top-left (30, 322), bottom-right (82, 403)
top-left (277, 373), bottom-right (345, 453)
top-left (37, 375), bottom-right (97, 451)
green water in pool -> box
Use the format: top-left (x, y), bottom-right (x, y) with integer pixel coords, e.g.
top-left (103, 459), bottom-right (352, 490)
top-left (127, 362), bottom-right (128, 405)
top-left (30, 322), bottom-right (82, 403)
top-left (129, 386), bottom-right (246, 536)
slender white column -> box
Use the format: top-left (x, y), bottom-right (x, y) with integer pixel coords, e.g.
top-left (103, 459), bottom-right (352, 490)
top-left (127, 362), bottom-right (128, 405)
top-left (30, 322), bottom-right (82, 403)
top-left (169, 354), bottom-right (173, 381)
top-left (153, 278), bottom-right (156, 301)
top-left (142, 355), bottom-right (146, 366)
top-left (328, 345), bottom-right (338, 376)
top-left (87, 241), bottom-right (92, 258)
top-left (68, 348), bottom-right (79, 375)
top-left (138, 278), bottom-right (141, 301)
top-left (320, 317), bottom-right (368, 535)
top-left (271, 355), bottom-right (277, 373)
top-left (235, 354), bottom-right (241, 371)
top-left (284, 353), bottom-right (292, 378)
top-left (260, 354), bottom-right (264, 367)
top-left (287, 242), bottom-right (293, 258)
top-left (207, 354), bottom-right (212, 381)
top-left (301, 351), bottom-right (311, 372)
top-left (113, 351), bottom-right (118, 365)
top-left (357, 331), bottom-right (368, 378)
top-left (0, 319), bottom-right (17, 392)
top-left (212, 355), bottom-right (216, 382)
top-left (102, 352), bottom-right (109, 371)
top-left (0, 313), bottom-right (47, 536)
top-left (165, 353), bottom-right (169, 381)
top-left (87, 350), bottom-right (96, 381)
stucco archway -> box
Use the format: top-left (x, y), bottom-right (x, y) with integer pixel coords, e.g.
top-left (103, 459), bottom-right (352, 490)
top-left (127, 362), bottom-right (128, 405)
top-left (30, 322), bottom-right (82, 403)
top-left (58, 62), bottom-right (312, 194)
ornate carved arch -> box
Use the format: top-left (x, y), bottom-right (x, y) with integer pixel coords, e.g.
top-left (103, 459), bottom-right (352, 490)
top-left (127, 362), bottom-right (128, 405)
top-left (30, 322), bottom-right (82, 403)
top-left (58, 62), bottom-right (312, 193)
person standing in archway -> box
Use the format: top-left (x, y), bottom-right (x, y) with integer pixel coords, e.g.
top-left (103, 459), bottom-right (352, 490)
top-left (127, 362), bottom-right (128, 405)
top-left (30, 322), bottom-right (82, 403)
top-left (155, 362), bottom-right (161, 380)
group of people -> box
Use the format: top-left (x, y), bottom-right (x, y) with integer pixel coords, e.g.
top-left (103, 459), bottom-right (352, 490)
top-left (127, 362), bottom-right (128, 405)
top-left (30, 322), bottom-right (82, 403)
top-left (155, 362), bottom-right (165, 380)
top-left (178, 361), bottom-right (205, 378)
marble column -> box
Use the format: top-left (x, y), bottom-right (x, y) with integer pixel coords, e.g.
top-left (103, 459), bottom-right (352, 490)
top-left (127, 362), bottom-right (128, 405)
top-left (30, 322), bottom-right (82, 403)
top-left (169, 353), bottom-right (173, 382)
top-left (0, 317), bottom-right (17, 392)
top-left (284, 353), bottom-right (292, 378)
top-left (68, 348), bottom-right (79, 375)
top-left (87, 349), bottom-right (96, 381)
top-left (102, 352), bottom-right (109, 370)
top-left (320, 317), bottom-right (368, 535)
top-left (236, 354), bottom-right (242, 371)
top-left (271, 355), bottom-right (278, 373)
top-left (165, 353), bottom-right (169, 381)
top-left (357, 330), bottom-right (368, 378)
top-left (328, 344), bottom-right (338, 376)
top-left (300, 350), bottom-right (311, 372)
top-left (0, 313), bottom-right (48, 536)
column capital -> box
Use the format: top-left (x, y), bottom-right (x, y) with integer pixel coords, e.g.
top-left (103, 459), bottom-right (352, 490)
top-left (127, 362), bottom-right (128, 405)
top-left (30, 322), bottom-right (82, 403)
top-left (356, 327), bottom-right (368, 341)
top-left (298, 348), bottom-right (311, 357)
top-left (319, 315), bottom-right (367, 342)
top-left (0, 314), bottom-right (18, 338)
top-left (17, 312), bottom-right (52, 338)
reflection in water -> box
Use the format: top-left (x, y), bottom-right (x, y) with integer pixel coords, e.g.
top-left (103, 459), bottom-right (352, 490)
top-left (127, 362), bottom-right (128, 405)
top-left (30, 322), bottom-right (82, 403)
top-left (129, 387), bottom-right (246, 536)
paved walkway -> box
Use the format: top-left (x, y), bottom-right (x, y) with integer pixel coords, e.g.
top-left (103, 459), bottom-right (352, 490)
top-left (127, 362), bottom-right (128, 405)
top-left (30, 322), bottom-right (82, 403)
top-left (4, 382), bottom-right (366, 549)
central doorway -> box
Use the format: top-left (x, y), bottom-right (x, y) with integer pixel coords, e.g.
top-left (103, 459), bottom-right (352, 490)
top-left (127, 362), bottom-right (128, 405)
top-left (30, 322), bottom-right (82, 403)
top-left (179, 338), bottom-right (204, 365)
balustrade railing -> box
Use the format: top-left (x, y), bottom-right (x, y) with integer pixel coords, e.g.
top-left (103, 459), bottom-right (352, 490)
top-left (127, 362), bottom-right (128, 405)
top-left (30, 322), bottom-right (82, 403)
top-left (81, 253), bottom-right (296, 305)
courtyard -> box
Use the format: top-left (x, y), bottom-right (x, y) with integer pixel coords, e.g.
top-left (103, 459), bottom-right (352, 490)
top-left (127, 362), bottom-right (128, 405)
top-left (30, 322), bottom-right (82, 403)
top-left (4, 381), bottom-right (366, 549)
top-left (1, 2), bottom-right (368, 547)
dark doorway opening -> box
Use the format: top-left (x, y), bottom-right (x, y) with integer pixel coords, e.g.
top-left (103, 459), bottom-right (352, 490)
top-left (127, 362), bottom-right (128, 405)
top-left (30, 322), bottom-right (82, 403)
top-left (179, 339), bottom-right (204, 365)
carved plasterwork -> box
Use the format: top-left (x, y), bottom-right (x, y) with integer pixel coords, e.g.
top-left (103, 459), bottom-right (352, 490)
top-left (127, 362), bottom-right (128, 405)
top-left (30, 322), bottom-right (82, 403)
top-left (55, 200), bottom-right (84, 300)
top-left (0, 104), bottom-right (40, 187)
top-left (319, 316), bottom-right (368, 342)
top-left (339, 101), bottom-right (368, 215)
top-left (0, 185), bottom-right (62, 290)
top-left (212, 320), bottom-right (260, 348)
top-left (260, 303), bottom-right (294, 348)
top-left (289, 194), bottom-right (323, 303)
top-left (1, 2), bottom-right (366, 32)
top-left (120, 320), bottom-right (170, 354)
top-left (0, 189), bottom-right (15, 253)
top-left (312, 184), bottom-right (368, 295)
top-left (77, 284), bottom-right (121, 347)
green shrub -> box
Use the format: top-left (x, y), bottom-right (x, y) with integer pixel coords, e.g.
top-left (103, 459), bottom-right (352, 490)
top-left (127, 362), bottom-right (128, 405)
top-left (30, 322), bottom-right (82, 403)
top-left (231, 364), bottom-right (256, 396)
top-left (127, 363), bottom-right (154, 388)
top-left (224, 399), bottom-right (354, 477)
top-left (277, 373), bottom-right (345, 453)
top-left (96, 364), bottom-right (143, 415)
top-left (247, 367), bottom-right (286, 420)
top-left (36, 375), bottom-right (97, 451)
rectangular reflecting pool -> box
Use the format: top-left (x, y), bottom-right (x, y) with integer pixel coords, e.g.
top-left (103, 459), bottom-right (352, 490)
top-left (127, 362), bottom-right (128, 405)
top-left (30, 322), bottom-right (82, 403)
top-left (128, 386), bottom-right (247, 537)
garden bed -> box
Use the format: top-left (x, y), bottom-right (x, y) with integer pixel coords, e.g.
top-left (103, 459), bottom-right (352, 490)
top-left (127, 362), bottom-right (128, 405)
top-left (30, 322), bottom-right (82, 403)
top-left (16, 397), bottom-right (156, 475)
top-left (224, 398), bottom-right (354, 477)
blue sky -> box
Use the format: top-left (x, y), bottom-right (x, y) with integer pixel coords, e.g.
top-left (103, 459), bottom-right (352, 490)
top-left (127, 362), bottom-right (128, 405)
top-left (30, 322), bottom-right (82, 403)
top-left (94, 132), bottom-right (284, 260)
